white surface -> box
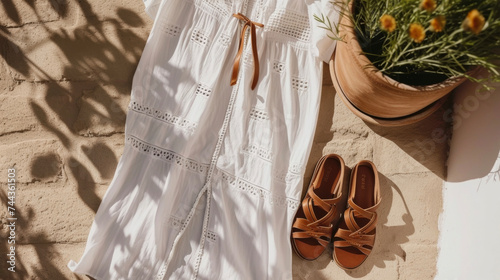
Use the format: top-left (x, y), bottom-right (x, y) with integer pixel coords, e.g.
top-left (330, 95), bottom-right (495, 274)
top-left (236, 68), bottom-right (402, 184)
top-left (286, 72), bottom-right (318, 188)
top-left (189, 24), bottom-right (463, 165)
top-left (436, 73), bottom-right (500, 280)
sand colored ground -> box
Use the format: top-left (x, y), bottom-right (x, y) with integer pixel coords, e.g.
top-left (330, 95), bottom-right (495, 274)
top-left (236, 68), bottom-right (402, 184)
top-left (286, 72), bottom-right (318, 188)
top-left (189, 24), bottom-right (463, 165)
top-left (0, 1), bottom-right (448, 279)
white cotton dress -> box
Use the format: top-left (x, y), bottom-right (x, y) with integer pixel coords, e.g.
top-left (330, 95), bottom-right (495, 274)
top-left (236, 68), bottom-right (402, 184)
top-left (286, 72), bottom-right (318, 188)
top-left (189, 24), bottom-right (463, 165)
top-left (67, 0), bottom-right (338, 279)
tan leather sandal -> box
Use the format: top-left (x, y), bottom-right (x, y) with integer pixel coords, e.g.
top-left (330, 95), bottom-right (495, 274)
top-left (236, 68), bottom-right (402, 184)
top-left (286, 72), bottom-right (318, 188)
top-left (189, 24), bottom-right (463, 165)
top-left (333, 160), bottom-right (381, 269)
top-left (291, 154), bottom-right (349, 261)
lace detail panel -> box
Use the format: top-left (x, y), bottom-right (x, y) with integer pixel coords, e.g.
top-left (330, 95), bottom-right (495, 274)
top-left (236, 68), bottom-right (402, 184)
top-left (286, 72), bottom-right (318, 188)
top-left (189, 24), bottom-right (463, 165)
top-left (243, 144), bottom-right (273, 162)
top-left (246, 0), bottom-right (265, 21)
top-left (159, 22), bottom-right (181, 36)
top-left (289, 162), bottom-right (303, 174)
top-left (265, 9), bottom-right (311, 42)
top-left (249, 107), bottom-right (269, 121)
top-left (220, 170), bottom-right (300, 209)
top-left (273, 162), bottom-right (303, 182)
top-left (197, 0), bottom-right (231, 21)
top-left (168, 215), bottom-right (185, 230)
top-left (217, 33), bottom-right (232, 47)
top-left (157, 264), bottom-right (167, 280)
top-left (126, 135), bottom-right (210, 174)
top-left (195, 84), bottom-right (212, 97)
top-left (206, 230), bottom-right (217, 242)
top-left (243, 51), bottom-right (253, 66)
top-left (273, 60), bottom-right (285, 73)
top-left (292, 77), bottom-right (308, 92)
top-left (128, 101), bottom-right (197, 133)
top-left (191, 28), bottom-right (209, 45)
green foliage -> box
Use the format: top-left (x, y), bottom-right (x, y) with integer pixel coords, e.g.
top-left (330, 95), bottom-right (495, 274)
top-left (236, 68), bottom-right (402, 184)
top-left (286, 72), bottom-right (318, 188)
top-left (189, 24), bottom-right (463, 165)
top-left (317, 0), bottom-right (500, 87)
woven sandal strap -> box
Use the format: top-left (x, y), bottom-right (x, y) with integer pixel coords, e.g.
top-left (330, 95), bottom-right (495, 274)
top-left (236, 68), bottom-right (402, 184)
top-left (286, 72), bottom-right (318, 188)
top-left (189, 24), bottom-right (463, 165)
top-left (292, 225), bottom-right (332, 248)
top-left (307, 187), bottom-right (342, 212)
top-left (334, 240), bottom-right (372, 255)
top-left (302, 197), bottom-right (318, 223)
top-left (347, 198), bottom-right (379, 219)
top-left (304, 200), bottom-right (339, 229)
top-left (292, 231), bottom-right (330, 248)
top-left (302, 195), bottom-right (340, 228)
top-left (292, 230), bottom-right (332, 242)
top-left (336, 228), bottom-right (375, 244)
top-left (334, 228), bottom-right (374, 255)
top-left (345, 208), bottom-right (378, 235)
top-left (293, 217), bottom-right (334, 235)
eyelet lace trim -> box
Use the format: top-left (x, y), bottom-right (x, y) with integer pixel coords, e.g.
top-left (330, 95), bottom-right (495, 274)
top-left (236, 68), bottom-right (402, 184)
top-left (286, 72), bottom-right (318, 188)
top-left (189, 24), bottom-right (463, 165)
top-left (243, 144), bottom-right (273, 161)
top-left (126, 135), bottom-right (210, 174)
top-left (217, 33), bottom-right (232, 47)
top-left (273, 60), bottom-right (285, 73)
top-left (197, 0), bottom-right (231, 22)
top-left (159, 22), bottom-right (181, 36)
top-left (128, 101), bottom-right (197, 133)
top-left (195, 84), bottom-right (212, 97)
top-left (249, 107), bottom-right (269, 121)
top-left (168, 215), bottom-right (185, 230)
top-left (273, 163), bottom-right (303, 182)
top-left (246, 0), bottom-right (265, 22)
top-left (292, 77), bottom-right (308, 92)
top-left (243, 51), bottom-right (253, 66)
top-left (265, 9), bottom-right (310, 42)
top-left (191, 28), bottom-right (209, 45)
top-left (220, 169), bottom-right (300, 209)
top-left (206, 230), bottom-right (217, 242)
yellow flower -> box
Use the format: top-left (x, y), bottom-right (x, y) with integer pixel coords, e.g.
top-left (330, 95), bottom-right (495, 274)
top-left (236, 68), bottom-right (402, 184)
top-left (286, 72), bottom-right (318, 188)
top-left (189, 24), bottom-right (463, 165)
top-left (462, 9), bottom-right (485, 34)
top-left (409, 23), bottom-right (426, 43)
top-left (380, 14), bottom-right (396, 32)
top-left (420, 0), bottom-right (437, 12)
top-left (430, 16), bottom-right (446, 32)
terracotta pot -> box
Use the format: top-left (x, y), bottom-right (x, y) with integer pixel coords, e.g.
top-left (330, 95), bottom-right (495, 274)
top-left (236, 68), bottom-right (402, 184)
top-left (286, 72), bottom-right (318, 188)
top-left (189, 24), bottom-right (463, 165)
top-left (330, 12), bottom-right (469, 126)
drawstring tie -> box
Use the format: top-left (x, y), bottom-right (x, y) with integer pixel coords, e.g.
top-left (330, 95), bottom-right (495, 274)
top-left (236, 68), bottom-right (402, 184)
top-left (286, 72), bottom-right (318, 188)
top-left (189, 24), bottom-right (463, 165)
top-left (230, 13), bottom-right (264, 90)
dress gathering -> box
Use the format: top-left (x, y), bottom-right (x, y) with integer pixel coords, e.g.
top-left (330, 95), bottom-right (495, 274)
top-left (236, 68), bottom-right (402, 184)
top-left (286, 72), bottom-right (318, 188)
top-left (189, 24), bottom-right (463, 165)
top-left (68, 0), bottom-right (337, 279)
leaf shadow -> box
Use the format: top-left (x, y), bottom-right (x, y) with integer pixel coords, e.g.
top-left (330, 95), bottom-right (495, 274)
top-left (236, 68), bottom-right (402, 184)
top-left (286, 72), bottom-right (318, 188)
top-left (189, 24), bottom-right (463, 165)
top-left (1, 1), bottom-right (149, 279)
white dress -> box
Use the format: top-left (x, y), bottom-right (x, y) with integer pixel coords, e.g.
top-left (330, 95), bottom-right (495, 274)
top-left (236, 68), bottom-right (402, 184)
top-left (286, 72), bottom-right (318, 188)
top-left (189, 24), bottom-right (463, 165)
top-left (68, 0), bottom-right (338, 279)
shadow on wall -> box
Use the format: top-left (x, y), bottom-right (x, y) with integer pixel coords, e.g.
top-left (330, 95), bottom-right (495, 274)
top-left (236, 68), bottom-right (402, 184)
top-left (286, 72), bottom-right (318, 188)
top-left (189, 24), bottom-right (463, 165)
top-left (344, 172), bottom-right (414, 277)
top-left (366, 73), bottom-right (500, 182)
top-left (445, 73), bottom-right (500, 182)
top-left (0, 0), bottom-right (148, 278)
top-left (366, 97), bottom-right (454, 180)
top-left (0, 188), bottom-right (72, 280)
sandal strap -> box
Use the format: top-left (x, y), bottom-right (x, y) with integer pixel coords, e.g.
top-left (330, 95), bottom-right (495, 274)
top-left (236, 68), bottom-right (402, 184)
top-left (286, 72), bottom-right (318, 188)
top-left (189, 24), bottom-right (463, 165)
top-left (345, 209), bottom-right (378, 235)
top-left (292, 154), bottom-right (345, 249)
top-left (333, 199), bottom-right (379, 255)
top-left (334, 228), bottom-right (375, 255)
top-left (302, 193), bottom-right (341, 228)
top-left (292, 218), bottom-right (333, 247)
top-left (307, 186), bottom-right (342, 212)
top-left (293, 218), bottom-right (334, 235)
top-left (292, 231), bottom-right (331, 247)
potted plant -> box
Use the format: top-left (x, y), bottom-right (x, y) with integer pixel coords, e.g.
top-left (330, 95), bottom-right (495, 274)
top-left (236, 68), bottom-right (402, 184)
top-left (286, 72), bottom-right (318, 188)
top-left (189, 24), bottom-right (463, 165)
top-left (318, 0), bottom-right (500, 126)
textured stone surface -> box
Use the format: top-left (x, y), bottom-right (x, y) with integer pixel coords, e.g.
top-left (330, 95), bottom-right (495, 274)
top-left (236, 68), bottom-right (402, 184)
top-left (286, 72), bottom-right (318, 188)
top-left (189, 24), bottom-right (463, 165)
top-left (0, 1), bottom-right (447, 279)
top-left (0, 138), bottom-right (63, 183)
top-left (73, 84), bottom-right (131, 136)
top-left (0, 92), bottom-right (39, 136)
top-left (0, 243), bottom-right (90, 280)
top-left (0, 182), bottom-right (108, 244)
top-left (0, 0), bottom-right (62, 27)
top-left (3, 22), bottom-right (148, 82)
top-left (0, 2), bottom-right (145, 278)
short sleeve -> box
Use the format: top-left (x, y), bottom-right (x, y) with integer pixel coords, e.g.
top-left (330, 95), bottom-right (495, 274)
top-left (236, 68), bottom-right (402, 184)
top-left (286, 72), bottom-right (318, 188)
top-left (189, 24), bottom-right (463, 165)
top-left (143, 0), bottom-right (163, 20)
top-left (306, 0), bottom-right (341, 63)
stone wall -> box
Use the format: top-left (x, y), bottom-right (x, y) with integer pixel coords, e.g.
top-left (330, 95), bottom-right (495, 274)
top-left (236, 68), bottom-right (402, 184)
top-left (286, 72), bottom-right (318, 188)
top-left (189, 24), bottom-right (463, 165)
top-left (0, 1), bottom-right (152, 278)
